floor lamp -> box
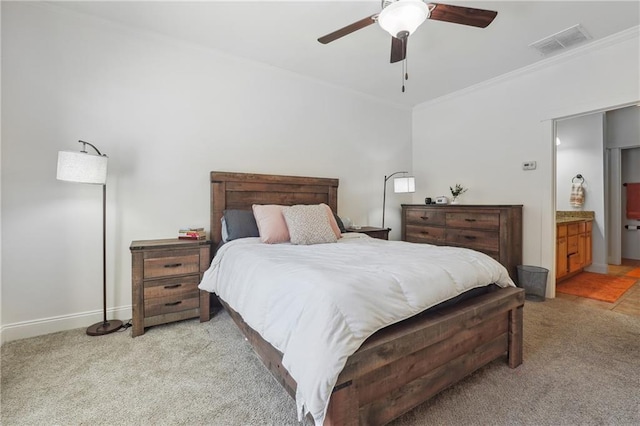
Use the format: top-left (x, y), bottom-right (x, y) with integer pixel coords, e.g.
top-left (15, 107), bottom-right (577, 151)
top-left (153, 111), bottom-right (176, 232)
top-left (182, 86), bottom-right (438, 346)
top-left (382, 171), bottom-right (416, 228)
top-left (57, 140), bottom-right (123, 336)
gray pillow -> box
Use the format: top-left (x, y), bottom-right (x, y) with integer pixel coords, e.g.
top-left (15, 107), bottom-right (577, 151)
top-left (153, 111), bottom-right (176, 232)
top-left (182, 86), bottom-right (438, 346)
top-left (223, 210), bottom-right (260, 241)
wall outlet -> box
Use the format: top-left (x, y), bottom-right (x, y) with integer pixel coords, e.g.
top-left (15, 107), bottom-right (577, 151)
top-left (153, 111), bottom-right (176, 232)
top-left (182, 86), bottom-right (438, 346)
top-left (522, 161), bottom-right (537, 170)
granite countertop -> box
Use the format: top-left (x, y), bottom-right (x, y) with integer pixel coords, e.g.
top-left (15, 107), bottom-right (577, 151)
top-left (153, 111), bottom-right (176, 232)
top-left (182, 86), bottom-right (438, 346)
top-left (556, 211), bottom-right (595, 224)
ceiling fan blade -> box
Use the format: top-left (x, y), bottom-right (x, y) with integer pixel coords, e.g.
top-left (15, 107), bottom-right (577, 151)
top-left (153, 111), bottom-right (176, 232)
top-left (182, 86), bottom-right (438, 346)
top-left (428, 3), bottom-right (497, 28)
top-left (390, 35), bottom-right (407, 63)
top-left (318, 14), bottom-right (378, 44)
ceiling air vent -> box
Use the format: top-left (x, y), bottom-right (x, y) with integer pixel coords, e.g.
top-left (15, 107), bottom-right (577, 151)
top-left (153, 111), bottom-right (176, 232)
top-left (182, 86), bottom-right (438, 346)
top-left (529, 24), bottom-right (591, 56)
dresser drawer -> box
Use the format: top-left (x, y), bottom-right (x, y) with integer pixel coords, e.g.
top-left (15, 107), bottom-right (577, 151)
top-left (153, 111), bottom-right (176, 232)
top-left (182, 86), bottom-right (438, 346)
top-left (405, 209), bottom-right (445, 226)
top-left (404, 225), bottom-right (446, 244)
top-left (445, 228), bottom-right (499, 253)
top-left (445, 212), bottom-right (499, 230)
top-left (144, 251), bottom-right (200, 279)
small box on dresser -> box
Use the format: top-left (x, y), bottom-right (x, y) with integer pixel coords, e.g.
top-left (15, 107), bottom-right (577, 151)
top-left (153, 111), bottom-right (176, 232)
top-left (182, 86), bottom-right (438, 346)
top-left (130, 238), bottom-right (211, 337)
top-left (401, 204), bottom-right (523, 285)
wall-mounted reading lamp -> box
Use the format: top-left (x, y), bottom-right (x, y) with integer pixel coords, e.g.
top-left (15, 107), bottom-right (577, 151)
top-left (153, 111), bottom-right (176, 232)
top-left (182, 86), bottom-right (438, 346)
top-left (382, 171), bottom-right (415, 228)
top-left (57, 140), bottom-right (123, 336)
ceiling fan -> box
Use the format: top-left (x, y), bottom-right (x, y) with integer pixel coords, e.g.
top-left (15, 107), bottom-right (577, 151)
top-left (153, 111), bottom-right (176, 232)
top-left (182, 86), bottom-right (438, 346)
top-left (318, 0), bottom-right (498, 64)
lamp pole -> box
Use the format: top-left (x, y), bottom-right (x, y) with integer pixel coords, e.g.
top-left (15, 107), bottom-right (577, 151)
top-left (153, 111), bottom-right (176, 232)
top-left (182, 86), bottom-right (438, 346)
top-left (382, 171), bottom-right (408, 228)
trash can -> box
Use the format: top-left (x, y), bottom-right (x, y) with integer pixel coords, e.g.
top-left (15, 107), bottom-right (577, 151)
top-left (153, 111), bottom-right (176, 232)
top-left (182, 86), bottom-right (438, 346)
top-left (517, 265), bottom-right (549, 302)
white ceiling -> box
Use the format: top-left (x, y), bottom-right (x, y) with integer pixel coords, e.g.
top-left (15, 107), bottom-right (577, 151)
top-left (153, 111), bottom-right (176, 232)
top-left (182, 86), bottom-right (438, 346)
top-left (51, 1), bottom-right (640, 108)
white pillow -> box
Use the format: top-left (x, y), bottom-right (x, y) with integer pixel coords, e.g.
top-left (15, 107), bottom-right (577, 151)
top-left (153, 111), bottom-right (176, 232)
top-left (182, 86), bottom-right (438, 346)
top-left (283, 204), bottom-right (338, 245)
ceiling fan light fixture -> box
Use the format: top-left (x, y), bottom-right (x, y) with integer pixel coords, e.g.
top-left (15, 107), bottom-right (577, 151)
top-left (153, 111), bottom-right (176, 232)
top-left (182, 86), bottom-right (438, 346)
top-left (378, 0), bottom-right (430, 38)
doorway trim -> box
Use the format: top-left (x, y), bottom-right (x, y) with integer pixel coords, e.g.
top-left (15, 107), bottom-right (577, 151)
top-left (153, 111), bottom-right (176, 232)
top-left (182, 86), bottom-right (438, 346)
top-left (549, 100), bottom-right (639, 298)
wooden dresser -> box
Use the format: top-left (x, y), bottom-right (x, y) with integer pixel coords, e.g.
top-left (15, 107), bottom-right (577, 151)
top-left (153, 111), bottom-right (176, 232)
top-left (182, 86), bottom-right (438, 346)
top-left (401, 204), bottom-right (523, 284)
top-left (130, 238), bottom-right (211, 337)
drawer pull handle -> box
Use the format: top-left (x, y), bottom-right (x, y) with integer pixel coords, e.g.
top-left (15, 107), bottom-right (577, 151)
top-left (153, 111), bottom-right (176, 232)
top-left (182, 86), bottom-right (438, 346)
top-left (420, 216), bottom-right (430, 220)
top-left (464, 235), bottom-right (477, 240)
top-left (165, 301), bottom-right (182, 307)
top-left (421, 231), bottom-right (429, 235)
top-left (164, 284), bottom-right (182, 289)
top-left (164, 263), bottom-right (182, 268)
top-left (464, 218), bottom-right (477, 222)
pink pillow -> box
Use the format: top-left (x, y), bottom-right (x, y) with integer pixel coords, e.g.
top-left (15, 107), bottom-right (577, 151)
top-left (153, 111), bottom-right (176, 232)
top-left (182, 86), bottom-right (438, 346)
top-left (322, 204), bottom-right (342, 239)
top-left (252, 204), bottom-right (290, 244)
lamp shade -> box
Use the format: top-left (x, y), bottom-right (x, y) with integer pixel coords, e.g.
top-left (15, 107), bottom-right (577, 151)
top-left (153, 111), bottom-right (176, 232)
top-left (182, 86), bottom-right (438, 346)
top-left (378, 0), bottom-right (429, 37)
top-left (57, 151), bottom-right (108, 184)
top-left (394, 176), bottom-right (416, 193)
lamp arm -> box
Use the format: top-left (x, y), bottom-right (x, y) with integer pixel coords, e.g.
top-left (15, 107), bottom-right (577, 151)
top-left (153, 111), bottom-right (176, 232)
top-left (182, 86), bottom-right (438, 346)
top-left (78, 140), bottom-right (105, 157)
top-left (384, 170), bottom-right (409, 184)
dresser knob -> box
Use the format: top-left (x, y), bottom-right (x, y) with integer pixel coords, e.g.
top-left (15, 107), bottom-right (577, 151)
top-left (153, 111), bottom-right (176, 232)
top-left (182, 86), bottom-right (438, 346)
top-left (420, 216), bottom-right (429, 220)
top-left (164, 263), bottom-right (182, 268)
top-left (464, 218), bottom-right (476, 222)
top-left (165, 301), bottom-right (182, 307)
top-left (164, 284), bottom-right (182, 289)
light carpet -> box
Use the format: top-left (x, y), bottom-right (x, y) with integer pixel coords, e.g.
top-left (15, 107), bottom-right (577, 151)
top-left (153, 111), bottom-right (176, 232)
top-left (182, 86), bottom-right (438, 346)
top-left (2, 299), bottom-right (639, 425)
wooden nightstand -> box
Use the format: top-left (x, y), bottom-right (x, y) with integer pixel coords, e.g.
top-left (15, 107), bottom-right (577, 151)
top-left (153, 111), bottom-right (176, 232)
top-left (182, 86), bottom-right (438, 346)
top-left (345, 226), bottom-right (390, 240)
top-left (130, 238), bottom-right (211, 337)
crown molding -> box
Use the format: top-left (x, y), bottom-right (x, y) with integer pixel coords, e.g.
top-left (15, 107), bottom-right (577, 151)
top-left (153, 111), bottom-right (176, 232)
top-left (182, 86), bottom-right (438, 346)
top-left (414, 25), bottom-right (640, 112)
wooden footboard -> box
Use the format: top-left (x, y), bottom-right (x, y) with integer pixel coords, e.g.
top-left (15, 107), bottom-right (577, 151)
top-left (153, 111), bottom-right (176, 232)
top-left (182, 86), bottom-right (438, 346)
top-left (220, 286), bottom-right (524, 426)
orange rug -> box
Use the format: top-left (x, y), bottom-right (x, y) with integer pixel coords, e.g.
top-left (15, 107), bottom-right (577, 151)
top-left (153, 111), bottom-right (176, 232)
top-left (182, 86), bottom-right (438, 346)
top-left (556, 272), bottom-right (637, 303)
top-left (625, 267), bottom-right (640, 278)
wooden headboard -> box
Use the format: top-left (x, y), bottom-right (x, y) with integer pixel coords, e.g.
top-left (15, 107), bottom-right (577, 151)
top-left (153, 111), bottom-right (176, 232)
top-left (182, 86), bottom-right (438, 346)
top-left (210, 172), bottom-right (339, 245)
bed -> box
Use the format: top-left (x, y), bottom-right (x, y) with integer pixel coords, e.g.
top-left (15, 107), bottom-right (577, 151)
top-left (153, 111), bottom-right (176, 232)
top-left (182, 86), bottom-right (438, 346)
top-left (201, 171), bottom-right (524, 425)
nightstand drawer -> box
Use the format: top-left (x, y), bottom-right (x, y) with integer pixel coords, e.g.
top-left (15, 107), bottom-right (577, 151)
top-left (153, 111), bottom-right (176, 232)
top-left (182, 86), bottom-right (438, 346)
top-left (405, 225), bottom-right (445, 244)
top-left (144, 275), bottom-right (200, 299)
top-left (405, 209), bottom-right (445, 226)
top-left (446, 212), bottom-right (499, 230)
top-left (445, 228), bottom-right (499, 253)
top-left (143, 252), bottom-right (200, 279)
top-left (144, 294), bottom-right (200, 317)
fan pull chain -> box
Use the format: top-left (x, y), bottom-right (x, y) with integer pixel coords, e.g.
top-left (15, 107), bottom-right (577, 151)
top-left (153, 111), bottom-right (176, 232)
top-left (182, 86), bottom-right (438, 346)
top-left (405, 56), bottom-right (409, 81)
top-left (401, 58), bottom-right (409, 93)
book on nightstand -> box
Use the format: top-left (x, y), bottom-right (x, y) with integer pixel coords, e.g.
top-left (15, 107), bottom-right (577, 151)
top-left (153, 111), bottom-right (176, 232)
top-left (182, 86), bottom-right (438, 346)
top-left (178, 227), bottom-right (206, 240)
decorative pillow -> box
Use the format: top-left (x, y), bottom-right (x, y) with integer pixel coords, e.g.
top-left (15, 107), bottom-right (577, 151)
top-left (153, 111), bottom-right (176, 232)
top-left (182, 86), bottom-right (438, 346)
top-left (321, 204), bottom-right (342, 238)
top-left (252, 204), bottom-right (290, 244)
top-left (222, 210), bottom-right (260, 241)
top-left (283, 204), bottom-right (338, 245)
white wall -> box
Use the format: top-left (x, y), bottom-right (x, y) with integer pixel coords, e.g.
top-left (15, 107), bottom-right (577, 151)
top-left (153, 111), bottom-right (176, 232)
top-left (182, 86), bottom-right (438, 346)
top-left (0, 3), bottom-right (412, 342)
top-left (607, 106), bottom-right (640, 149)
top-left (556, 113), bottom-right (607, 273)
top-left (412, 29), bottom-right (640, 297)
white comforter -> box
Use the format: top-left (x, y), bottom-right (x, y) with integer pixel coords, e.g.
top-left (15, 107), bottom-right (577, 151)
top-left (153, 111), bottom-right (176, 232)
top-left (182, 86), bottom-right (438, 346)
top-left (198, 233), bottom-right (514, 425)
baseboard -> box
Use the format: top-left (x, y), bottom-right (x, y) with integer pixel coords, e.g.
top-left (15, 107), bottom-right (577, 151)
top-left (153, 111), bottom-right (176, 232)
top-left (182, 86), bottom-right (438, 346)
top-left (0, 305), bottom-right (132, 345)
top-left (585, 263), bottom-right (609, 274)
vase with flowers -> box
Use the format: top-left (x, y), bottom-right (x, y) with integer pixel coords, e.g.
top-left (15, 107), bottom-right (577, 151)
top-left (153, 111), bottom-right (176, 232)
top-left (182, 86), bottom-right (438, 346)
top-left (449, 184), bottom-right (467, 204)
